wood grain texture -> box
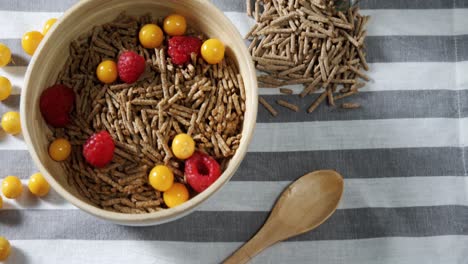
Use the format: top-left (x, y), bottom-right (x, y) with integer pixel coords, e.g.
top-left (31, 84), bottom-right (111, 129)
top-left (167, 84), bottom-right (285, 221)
top-left (224, 170), bottom-right (344, 264)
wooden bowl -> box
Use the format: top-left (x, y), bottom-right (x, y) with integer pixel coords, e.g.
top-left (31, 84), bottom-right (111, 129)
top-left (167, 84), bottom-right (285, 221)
top-left (20, 0), bottom-right (258, 225)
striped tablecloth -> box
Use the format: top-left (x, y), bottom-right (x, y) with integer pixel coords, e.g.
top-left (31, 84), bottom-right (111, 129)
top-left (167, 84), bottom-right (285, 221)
top-left (1, 0), bottom-right (468, 263)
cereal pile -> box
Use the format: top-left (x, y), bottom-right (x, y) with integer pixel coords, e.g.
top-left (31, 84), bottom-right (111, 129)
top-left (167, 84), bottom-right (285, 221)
top-left (42, 13), bottom-right (246, 213)
top-left (246, 0), bottom-right (370, 114)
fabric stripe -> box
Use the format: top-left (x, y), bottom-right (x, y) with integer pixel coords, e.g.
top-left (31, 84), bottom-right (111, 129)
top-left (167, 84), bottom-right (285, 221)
top-left (366, 36), bottom-right (457, 63)
top-left (0, 0), bottom-right (467, 12)
top-left (235, 147), bottom-right (465, 181)
top-left (250, 118), bottom-right (459, 152)
top-left (0, 11), bottom-right (62, 39)
top-left (457, 35), bottom-right (468, 62)
top-left (202, 177), bottom-right (468, 211)
top-left (460, 119), bottom-right (468, 147)
top-left (1, 206), bottom-right (467, 241)
top-left (358, 0), bottom-right (468, 9)
top-left (0, 93), bottom-right (19, 112)
top-left (2, 35), bottom-right (468, 67)
top-left (0, 150), bottom-right (38, 177)
top-left (2, 147), bottom-right (465, 181)
top-left (458, 90), bottom-right (468, 117)
top-left (0, 0), bottom-right (75, 12)
top-left (4, 176), bottom-right (467, 211)
top-left (0, 134), bottom-right (26, 150)
top-left (360, 9), bottom-right (468, 36)
top-left (7, 236), bottom-right (468, 264)
top-left (257, 90), bottom-right (458, 122)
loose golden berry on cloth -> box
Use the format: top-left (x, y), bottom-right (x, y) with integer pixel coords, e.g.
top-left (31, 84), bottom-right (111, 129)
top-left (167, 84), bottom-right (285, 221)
top-left (0, 76), bottom-right (12, 101)
top-left (28, 172), bottom-right (50, 197)
top-left (2, 176), bottom-right (23, 199)
top-left (0, 43), bottom-right (11, 67)
top-left (22, 31), bottom-right (44, 55)
top-left (43, 18), bottom-right (57, 35)
top-left (1, 111), bottom-right (21, 135)
top-left (0, 237), bottom-right (11, 261)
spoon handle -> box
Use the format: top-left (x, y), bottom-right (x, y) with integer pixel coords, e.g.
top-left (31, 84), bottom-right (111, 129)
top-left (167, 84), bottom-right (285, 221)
top-left (223, 228), bottom-right (277, 264)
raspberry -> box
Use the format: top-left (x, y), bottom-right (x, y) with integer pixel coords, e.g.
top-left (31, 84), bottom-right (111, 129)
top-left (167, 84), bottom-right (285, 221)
top-left (117, 51), bottom-right (146, 84)
top-left (184, 152), bottom-right (221, 193)
top-left (39, 84), bottom-right (75, 127)
top-left (83, 131), bottom-right (115, 168)
top-left (168, 36), bottom-right (202, 65)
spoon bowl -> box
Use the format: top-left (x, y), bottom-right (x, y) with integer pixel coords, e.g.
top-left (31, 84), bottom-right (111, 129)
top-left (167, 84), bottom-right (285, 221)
top-left (224, 170), bottom-right (344, 264)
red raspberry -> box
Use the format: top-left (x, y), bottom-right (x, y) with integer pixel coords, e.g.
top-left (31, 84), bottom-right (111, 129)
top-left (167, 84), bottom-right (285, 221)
top-left (168, 36), bottom-right (202, 65)
top-left (39, 84), bottom-right (75, 127)
top-left (117, 51), bottom-right (146, 84)
top-left (83, 131), bottom-right (115, 168)
top-left (185, 152), bottom-right (221, 193)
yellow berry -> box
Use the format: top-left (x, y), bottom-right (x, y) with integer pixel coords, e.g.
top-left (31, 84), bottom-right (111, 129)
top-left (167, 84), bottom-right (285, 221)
top-left (22, 31), bottom-right (44, 56)
top-left (43, 18), bottom-right (58, 35)
top-left (139, 24), bottom-right (164, 49)
top-left (0, 237), bottom-right (11, 261)
top-left (201, 38), bottom-right (225, 65)
top-left (0, 76), bottom-right (12, 101)
top-left (163, 183), bottom-right (189, 208)
top-left (96, 60), bottom-right (118, 84)
top-left (172, 133), bottom-right (195, 160)
top-left (149, 165), bottom-right (174, 191)
top-left (49, 138), bottom-right (71, 161)
top-left (2, 176), bottom-right (23, 199)
top-left (28, 172), bottom-right (50, 197)
top-left (1, 111), bottom-right (21, 135)
top-left (163, 14), bottom-right (187, 36)
top-left (0, 43), bottom-right (11, 67)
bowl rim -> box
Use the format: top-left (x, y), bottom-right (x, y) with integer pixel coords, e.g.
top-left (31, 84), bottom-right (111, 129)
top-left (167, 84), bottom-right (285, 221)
top-left (20, 0), bottom-right (258, 225)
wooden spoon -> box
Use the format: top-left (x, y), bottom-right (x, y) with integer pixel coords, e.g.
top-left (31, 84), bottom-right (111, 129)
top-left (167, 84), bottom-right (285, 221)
top-left (224, 170), bottom-right (344, 264)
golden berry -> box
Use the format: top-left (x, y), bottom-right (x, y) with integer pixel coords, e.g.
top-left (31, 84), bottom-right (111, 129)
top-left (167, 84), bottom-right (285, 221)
top-left (163, 183), bottom-right (189, 208)
top-left (49, 138), bottom-right (71, 161)
top-left (139, 24), bottom-right (164, 49)
top-left (149, 165), bottom-right (174, 192)
top-left (28, 172), bottom-right (50, 197)
top-left (201, 38), bottom-right (225, 64)
top-left (163, 14), bottom-right (187, 36)
top-left (2, 176), bottom-right (23, 199)
top-left (22, 31), bottom-right (44, 56)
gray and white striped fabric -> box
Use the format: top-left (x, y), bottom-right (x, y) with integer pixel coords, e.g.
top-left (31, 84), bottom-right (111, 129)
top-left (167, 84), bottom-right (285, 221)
top-left (1, 0), bottom-right (468, 263)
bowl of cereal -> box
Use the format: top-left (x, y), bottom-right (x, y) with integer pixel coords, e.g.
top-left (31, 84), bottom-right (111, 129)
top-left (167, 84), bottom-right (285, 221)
top-left (20, 0), bottom-right (257, 225)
